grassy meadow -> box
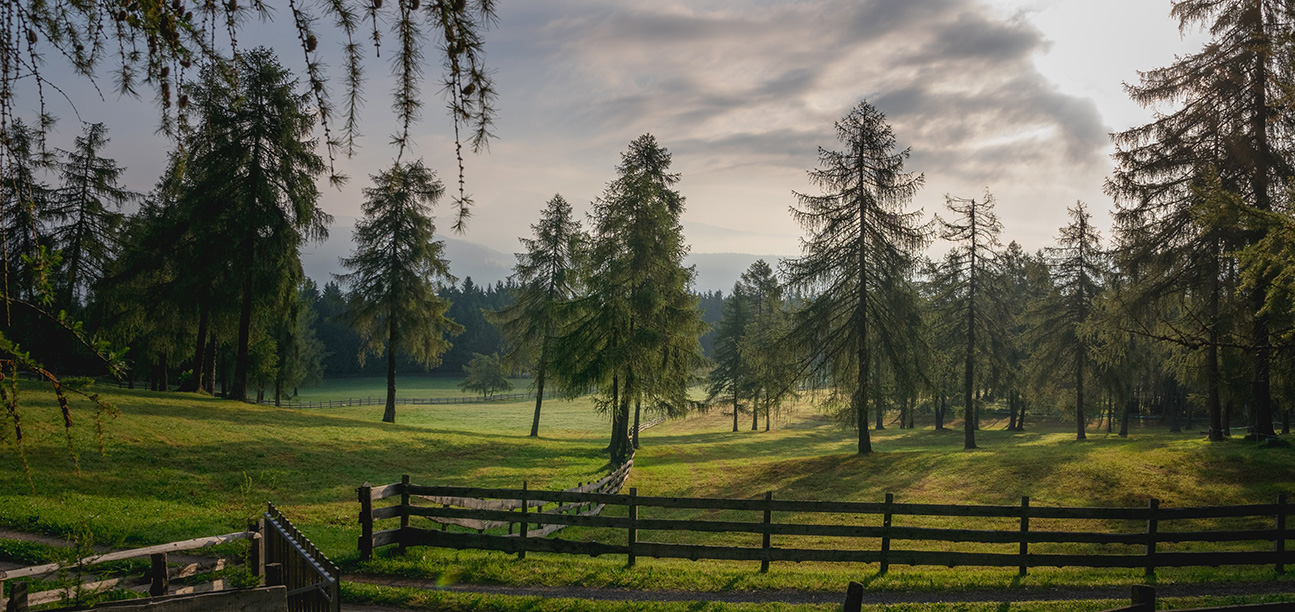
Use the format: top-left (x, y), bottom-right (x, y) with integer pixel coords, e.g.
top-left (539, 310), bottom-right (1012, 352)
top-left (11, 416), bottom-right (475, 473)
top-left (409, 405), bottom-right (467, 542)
top-left (285, 376), bottom-right (533, 402)
top-left (2, 380), bottom-right (1294, 601)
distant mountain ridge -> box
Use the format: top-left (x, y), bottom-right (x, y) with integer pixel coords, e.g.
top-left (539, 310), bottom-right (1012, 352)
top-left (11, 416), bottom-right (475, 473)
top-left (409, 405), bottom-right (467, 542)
top-left (301, 221), bottom-right (786, 293)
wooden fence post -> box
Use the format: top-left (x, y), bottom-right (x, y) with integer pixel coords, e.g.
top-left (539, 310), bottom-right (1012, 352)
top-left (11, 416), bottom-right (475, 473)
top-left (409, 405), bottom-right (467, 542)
top-left (1145, 498), bottom-right (1159, 577)
top-left (1018, 496), bottom-right (1030, 576)
top-left (358, 482), bottom-right (373, 561)
top-left (760, 491), bottom-right (773, 573)
top-left (399, 475), bottom-right (411, 554)
top-left (628, 487), bottom-right (638, 567)
top-left (149, 552), bottom-right (169, 597)
top-left (265, 563), bottom-right (282, 588)
top-left (842, 580), bottom-right (864, 612)
top-left (1278, 492), bottom-right (1288, 574)
top-left (519, 481), bottom-right (528, 561)
top-left (5, 581), bottom-right (26, 612)
top-left (880, 493), bottom-right (894, 574)
top-left (1131, 585), bottom-right (1156, 612)
top-left (248, 518), bottom-right (264, 582)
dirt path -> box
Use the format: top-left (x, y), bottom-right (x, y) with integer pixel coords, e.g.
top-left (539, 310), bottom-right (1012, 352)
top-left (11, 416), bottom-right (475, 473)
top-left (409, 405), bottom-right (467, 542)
top-left (342, 573), bottom-right (1295, 607)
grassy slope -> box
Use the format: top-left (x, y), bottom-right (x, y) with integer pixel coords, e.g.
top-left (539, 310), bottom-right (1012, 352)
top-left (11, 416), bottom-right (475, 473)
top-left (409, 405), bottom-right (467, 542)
top-left (0, 384), bottom-right (610, 555)
top-left (3, 383), bottom-right (1294, 596)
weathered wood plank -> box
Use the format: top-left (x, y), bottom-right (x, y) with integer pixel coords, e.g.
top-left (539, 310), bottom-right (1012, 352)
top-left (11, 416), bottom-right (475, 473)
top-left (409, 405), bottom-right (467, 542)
top-left (1, 532), bottom-right (255, 580)
top-left (66, 585), bottom-right (286, 612)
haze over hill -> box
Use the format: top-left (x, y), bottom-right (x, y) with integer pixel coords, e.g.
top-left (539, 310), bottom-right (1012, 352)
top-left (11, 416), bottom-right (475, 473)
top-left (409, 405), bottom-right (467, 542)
top-left (302, 218), bottom-right (787, 293)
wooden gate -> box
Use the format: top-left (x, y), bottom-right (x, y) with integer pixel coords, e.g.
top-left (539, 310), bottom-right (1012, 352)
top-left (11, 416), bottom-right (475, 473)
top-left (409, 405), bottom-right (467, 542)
top-left (261, 503), bottom-right (340, 612)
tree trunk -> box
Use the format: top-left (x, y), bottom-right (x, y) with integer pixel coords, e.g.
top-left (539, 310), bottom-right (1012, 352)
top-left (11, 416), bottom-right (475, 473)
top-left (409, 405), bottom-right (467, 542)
top-left (608, 373), bottom-right (620, 453)
top-left (530, 344), bottom-right (548, 437)
top-left (1076, 353), bottom-right (1086, 440)
top-left (935, 388), bottom-right (946, 430)
top-left (383, 315), bottom-right (398, 423)
top-left (615, 371), bottom-right (634, 463)
top-left (874, 359), bottom-right (885, 430)
top-left (1224, 399), bottom-right (1233, 435)
top-left (203, 332), bottom-right (217, 394)
top-left (1107, 396), bottom-right (1114, 434)
top-left (1247, 3), bottom-right (1276, 439)
top-left (632, 398), bottom-right (641, 449)
top-left (1008, 390), bottom-right (1018, 431)
top-left (752, 388), bottom-right (759, 430)
top-left (764, 392), bottom-right (770, 432)
top-left (182, 306), bottom-right (209, 392)
top-left (231, 243), bottom-right (256, 402)
top-left (732, 392), bottom-right (739, 432)
top-left (1017, 396), bottom-right (1026, 431)
top-left (1120, 389), bottom-right (1133, 437)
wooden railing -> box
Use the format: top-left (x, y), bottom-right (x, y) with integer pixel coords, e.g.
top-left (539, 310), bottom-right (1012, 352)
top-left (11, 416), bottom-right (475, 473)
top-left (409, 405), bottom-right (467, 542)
top-left (261, 503), bottom-right (339, 612)
top-left (0, 531), bottom-right (257, 611)
top-left (358, 457), bottom-right (635, 561)
top-left (357, 486), bottom-right (1292, 574)
top-left (1, 506), bottom-right (339, 612)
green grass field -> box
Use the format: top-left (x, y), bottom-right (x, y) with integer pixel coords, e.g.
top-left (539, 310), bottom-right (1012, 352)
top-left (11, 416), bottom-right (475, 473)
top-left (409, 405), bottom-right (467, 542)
top-left (288, 375), bottom-right (533, 402)
top-left (2, 381), bottom-right (1294, 603)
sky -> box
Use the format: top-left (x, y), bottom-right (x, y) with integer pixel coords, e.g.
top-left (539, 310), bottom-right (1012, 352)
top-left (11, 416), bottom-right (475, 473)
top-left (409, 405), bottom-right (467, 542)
top-left (23, 0), bottom-right (1211, 283)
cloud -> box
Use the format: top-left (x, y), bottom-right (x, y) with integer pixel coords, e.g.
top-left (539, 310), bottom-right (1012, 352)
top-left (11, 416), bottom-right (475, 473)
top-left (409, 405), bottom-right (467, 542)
top-left (493, 0), bottom-right (1109, 205)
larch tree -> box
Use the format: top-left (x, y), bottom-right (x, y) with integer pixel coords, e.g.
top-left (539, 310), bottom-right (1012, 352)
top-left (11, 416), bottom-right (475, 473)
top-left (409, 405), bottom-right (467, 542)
top-left (707, 283), bottom-right (754, 433)
top-left (782, 100), bottom-right (928, 455)
top-left (48, 123), bottom-right (135, 311)
top-left (738, 259), bottom-right (799, 432)
top-left (338, 160), bottom-right (462, 423)
top-left (938, 191), bottom-right (1006, 450)
top-left (1, 119), bottom-right (53, 305)
top-left (182, 49), bottom-right (330, 402)
top-left (557, 134), bottom-right (705, 463)
top-left (1033, 202), bottom-right (1107, 440)
top-left (1107, 0), bottom-right (1295, 438)
top-left (489, 194), bottom-right (584, 437)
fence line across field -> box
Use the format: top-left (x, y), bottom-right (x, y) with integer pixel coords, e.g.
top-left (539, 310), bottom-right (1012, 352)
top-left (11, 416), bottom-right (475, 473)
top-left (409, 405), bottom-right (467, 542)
top-left (358, 482), bottom-right (1291, 574)
top-left (357, 415), bottom-right (667, 560)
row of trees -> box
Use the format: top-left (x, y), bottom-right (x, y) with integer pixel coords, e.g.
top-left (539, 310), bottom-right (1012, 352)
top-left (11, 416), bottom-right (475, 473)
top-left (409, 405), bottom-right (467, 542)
top-left (702, 0), bottom-right (1295, 452)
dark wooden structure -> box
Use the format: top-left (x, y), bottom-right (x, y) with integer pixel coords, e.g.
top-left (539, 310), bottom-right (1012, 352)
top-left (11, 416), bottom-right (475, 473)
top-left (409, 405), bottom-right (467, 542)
top-left (358, 484), bottom-right (1292, 575)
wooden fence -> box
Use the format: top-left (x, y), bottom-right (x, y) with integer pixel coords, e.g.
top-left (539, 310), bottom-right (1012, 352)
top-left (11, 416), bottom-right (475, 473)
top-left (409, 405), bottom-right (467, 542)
top-left (1, 506), bottom-right (338, 612)
top-left (358, 416), bottom-right (666, 560)
top-left (357, 485), bottom-right (1291, 574)
top-left (260, 503), bottom-right (340, 612)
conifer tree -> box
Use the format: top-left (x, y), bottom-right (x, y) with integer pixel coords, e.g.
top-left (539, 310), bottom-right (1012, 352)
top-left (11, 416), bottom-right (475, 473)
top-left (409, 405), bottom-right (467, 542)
top-left (1108, 0), bottom-right (1293, 438)
top-left (490, 194), bottom-right (584, 436)
top-left (182, 50), bottom-right (330, 402)
top-left (1032, 202), bottom-right (1107, 440)
top-left (938, 191), bottom-right (1006, 450)
top-left (783, 100), bottom-right (928, 455)
top-left (558, 134), bottom-right (705, 463)
top-left (1, 119), bottom-right (54, 304)
top-left (739, 259), bottom-right (798, 431)
top-left (48, 122), bottom-right (135, 310)
top-left (707, 284), bottom-right (754, 432)
top-left (338, 160), bottom-right (461, 423)
top-left (460, 353), bottom-right (512, 399)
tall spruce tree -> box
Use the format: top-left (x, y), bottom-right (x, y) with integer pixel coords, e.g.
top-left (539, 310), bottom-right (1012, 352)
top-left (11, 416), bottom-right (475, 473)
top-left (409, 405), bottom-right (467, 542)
top-left (938, 191), bottom-right (1006, 450)
top-left (489, 194), bottom-right (584, 436)
top-left (1107, 0), bottom-right (1293, 438)
top-left (557, 134), bottom-right (705, 463)
top-left (48, 122), bottom-right (135, 311)
top-left (783, 100), bottom-right (928, 455)
top-left (1033, 202), bottom-right (1107, 440)
top-left (338, 160), bottom-right (461, 423)
top-left (182, 50), bottom-right (330, 402)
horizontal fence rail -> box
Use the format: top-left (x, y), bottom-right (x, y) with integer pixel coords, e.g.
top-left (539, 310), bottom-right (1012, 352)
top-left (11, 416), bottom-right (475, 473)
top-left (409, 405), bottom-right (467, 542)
top-left (358, 415), bottom-right (667, 560)
top-left (356, 483), bottom-right (1292, 574)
